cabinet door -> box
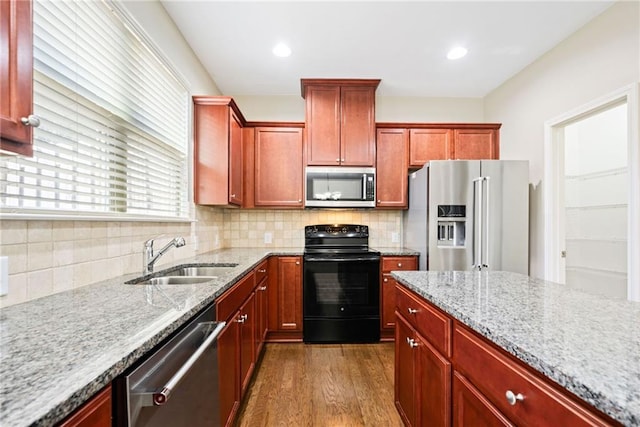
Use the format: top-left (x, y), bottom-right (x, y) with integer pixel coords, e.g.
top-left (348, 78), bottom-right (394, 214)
top-left (340, 86), bottom-right (376, 166)
top-left (305, 85), bottom-right (341, 165)
top-left (218, 319), bottom-right (240, 427)
top-left (417, 333), bottom-right (452, 426)
top-left (229, 110), bottom-right (243, 205)
top-left (381, 274), bottom-right (397, 330)
top-left (0, 0), bottom-right (34, 156)
top-left (376, 128), bottom-right (408, 208)
top-left (409, 128), bottom-right (452, 167)
top-left (254, 127), bottom-right (304, 207)
top-left (59, 385), bottom-right (111, 427)
top-left (453, 372), bottom-right (513, 427)
top-left (255, 276), bottom-right (269, 356)
top-left (395, 314), bottom-right (417, 427)
top-left (453, 129), bottom-right (498, 160)
top-left (239, 292), bottom-right (256, 396)
top-left (277, 256), bottom-right (303, 331)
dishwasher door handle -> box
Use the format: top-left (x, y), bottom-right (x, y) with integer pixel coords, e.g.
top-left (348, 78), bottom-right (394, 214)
top-left (152, 321), bottom-right (226, 406)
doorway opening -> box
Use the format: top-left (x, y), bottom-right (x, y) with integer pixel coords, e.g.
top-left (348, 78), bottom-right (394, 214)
top-left (544, 84), bottom-right (640, 301)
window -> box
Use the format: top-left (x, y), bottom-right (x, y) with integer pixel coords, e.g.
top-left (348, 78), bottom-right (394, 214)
top-left (0, 0), bottom-right (189, 219)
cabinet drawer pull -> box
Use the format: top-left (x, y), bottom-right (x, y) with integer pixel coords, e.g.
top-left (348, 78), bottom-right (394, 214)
top-left (505, 390), bottom-right (524, 406)
top-left (406, 337), bottom-right (419, 348)
top-left (258, 269), bottom-right (266, 273)
top-left (259, 286), bottom-right (267, 291)
top-left (407, 308), bottom-right (418, 314)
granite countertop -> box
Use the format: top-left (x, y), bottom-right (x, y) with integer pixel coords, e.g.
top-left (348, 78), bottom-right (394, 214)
top-left (372, 246), bottom-right (420, 256)
top-left (391, 270), bottom-right (640, 426)
top-left (0, 247), bottom-right (302, 427)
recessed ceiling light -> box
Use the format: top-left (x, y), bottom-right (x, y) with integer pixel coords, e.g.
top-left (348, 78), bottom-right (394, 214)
top-left (447, 46), bottom-right (468, 60)
top-left (272, 43), bottom-right (292, 58)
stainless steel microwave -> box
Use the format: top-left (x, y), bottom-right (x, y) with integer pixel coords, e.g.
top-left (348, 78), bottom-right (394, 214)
top-left (305, 167), bottom-right (376, 208)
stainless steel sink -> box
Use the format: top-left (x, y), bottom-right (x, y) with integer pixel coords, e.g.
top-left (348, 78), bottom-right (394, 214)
top-left (125, 263), bottom-right (239, 285)
top-left (136, 276), bottom-right (217, 285)
top-left (174, 266), bottom-right (237, 277)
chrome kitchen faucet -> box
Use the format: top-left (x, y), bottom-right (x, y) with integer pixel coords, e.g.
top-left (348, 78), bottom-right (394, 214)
top-left (143, 236), bottom-right (186, 275)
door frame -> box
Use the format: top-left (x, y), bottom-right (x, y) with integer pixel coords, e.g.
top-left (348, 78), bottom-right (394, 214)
top-left (543, 83), bottom-right (640, 301)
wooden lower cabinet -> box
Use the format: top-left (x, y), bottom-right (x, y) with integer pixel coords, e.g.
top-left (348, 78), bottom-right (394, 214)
top-left (254, 261), bottom-right (269, 357)
top-left (239, 292), bottom-right (256, 396)
top-left (395, 308), bottom-right (451, 427)
top-left (58, 385), bottom-right (111, 427)
top-left (266, 256), bottom-right (303, 341)
top-left (453, 372), bottom-right (513, 427)
top-left (380, 256), bottom-right (417, 339)
top-left (218, 319), bottom-right (240, 427)
top-left (395, 284), bottom-right (620, 427)
top-left (216, 269), bottom-right (265, 427)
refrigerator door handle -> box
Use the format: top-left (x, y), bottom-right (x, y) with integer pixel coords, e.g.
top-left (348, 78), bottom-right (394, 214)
top-left (482, 176), bottom-right (490, 269)
top-left (472, 177), bottom-right (483, 270)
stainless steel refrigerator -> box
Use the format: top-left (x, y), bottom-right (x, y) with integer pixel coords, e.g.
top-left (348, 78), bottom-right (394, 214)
top-left (403, 160), bottom-right (529, 274)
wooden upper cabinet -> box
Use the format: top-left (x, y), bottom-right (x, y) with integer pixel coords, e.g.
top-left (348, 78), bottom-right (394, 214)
top-left (409, 128), bottom-right (452, 168)
top-left (253, 125), bottom-right (304, 208)
top-left (1, 0), bottom-right (35, 157)
top-left (380, 123), bottom-right (501, 169)
top-left (453, 128), bottom-right (499, 160)
top-left (376, 128), bottom-right (409, 208)
top-left (302, 79), bottom-right (380, 166)
top-left (193, 96), bottom-right (245, 206)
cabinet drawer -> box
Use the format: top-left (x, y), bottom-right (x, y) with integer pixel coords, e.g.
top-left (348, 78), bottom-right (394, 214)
top-left (382, 256), bottom-right (417, 272)
top-left (396, 285), bottom-right (451, 357)
top-left (453, 324), bottom-right (614, 427)
top-left (216, 272), bottom-right (255, 322)
top-left (255, 260), bottom-right (268, 284)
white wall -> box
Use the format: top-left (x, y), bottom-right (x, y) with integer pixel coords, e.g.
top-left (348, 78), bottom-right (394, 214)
top-left (483, 1), bottom-right (639, 279)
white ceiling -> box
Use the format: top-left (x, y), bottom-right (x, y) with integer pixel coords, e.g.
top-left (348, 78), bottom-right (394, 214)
top-left (160, 1), bottom-right (614, 98)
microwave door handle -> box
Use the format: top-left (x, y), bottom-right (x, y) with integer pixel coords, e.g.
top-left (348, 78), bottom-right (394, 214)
top-left (362, 174), bottom-right (367, 200)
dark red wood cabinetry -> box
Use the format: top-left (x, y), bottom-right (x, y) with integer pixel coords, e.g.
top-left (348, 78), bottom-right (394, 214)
top-left (380, 256), bottom-right (417, 339)
top-left (302, 79), bottom-right (380, 167)
top-left (266, 256), bottom-right (303, 342)
top-left (1, 0), bottom-right (34, 156)
top-left (57, 385), bottom-right (111, 427)
top-left (394, 284), bottom-right (620, 427)
top-left (376, 129), bottom-right (409, 208)
top-left (193, 96), bottom-right (245, 206)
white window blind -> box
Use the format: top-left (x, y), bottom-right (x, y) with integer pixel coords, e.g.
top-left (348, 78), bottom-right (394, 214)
top-left (1, 0), bottom-right (189, 219)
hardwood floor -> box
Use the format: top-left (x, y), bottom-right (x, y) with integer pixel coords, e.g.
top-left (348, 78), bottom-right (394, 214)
top-left (236, 342), bottom-right (402, 427)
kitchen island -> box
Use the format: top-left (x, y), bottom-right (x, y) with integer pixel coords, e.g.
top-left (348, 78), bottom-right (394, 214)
top-left (391, 270), bottom-right (640, 426)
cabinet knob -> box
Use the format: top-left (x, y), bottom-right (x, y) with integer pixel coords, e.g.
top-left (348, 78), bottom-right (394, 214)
top-left (20, 115), bottom-right (40, 127)
top-left (383, 278), bottom-right (388, 282)
top-left (407, 308), bottom-right (418, 315)
top-left (336, 158), bottom-right (341, 163)
top-left (505, 390), bottom-right (524, 406)
top-left (230, 194), bottom-right (236, 198)
top-left (237, 316), bottom-right (246, 324)
top-left (406, 337), bottom-right (418, 348)
top-left (259, 286), bottom-right (267, 291)
top-left (258, 269), bottom-right (266, 273)
top-left (298, 199), bottom-right (302, 203)
top-left (397, 263), bottom-right (402, 267)
top-left (296, 261), bottom-right (300, 265)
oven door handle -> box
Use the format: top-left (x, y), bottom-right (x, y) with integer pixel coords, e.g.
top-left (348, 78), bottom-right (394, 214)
top-left (304, 256), bottom-right (380, 262)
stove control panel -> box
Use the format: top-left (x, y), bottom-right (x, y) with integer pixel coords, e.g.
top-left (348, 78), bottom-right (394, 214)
top-left (305, 224), bottom-right (369, 238)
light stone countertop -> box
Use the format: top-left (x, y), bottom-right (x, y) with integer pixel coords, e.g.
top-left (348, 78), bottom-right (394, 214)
top-left (391, 270), bottom-right (640, 426)
top-left (0, 248), bottom-right (302, 427)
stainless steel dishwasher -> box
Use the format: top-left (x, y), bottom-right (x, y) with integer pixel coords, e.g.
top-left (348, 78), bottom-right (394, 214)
top-left (115, 304), bottom-right (225, 426)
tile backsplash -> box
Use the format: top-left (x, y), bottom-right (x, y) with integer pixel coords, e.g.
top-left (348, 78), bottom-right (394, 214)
top-left (0, 208), bottom-right (401, 307)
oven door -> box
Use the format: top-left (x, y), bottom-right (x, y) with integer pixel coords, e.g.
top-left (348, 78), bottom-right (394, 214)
top-left (303, 253), bottom-right (380, 318)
